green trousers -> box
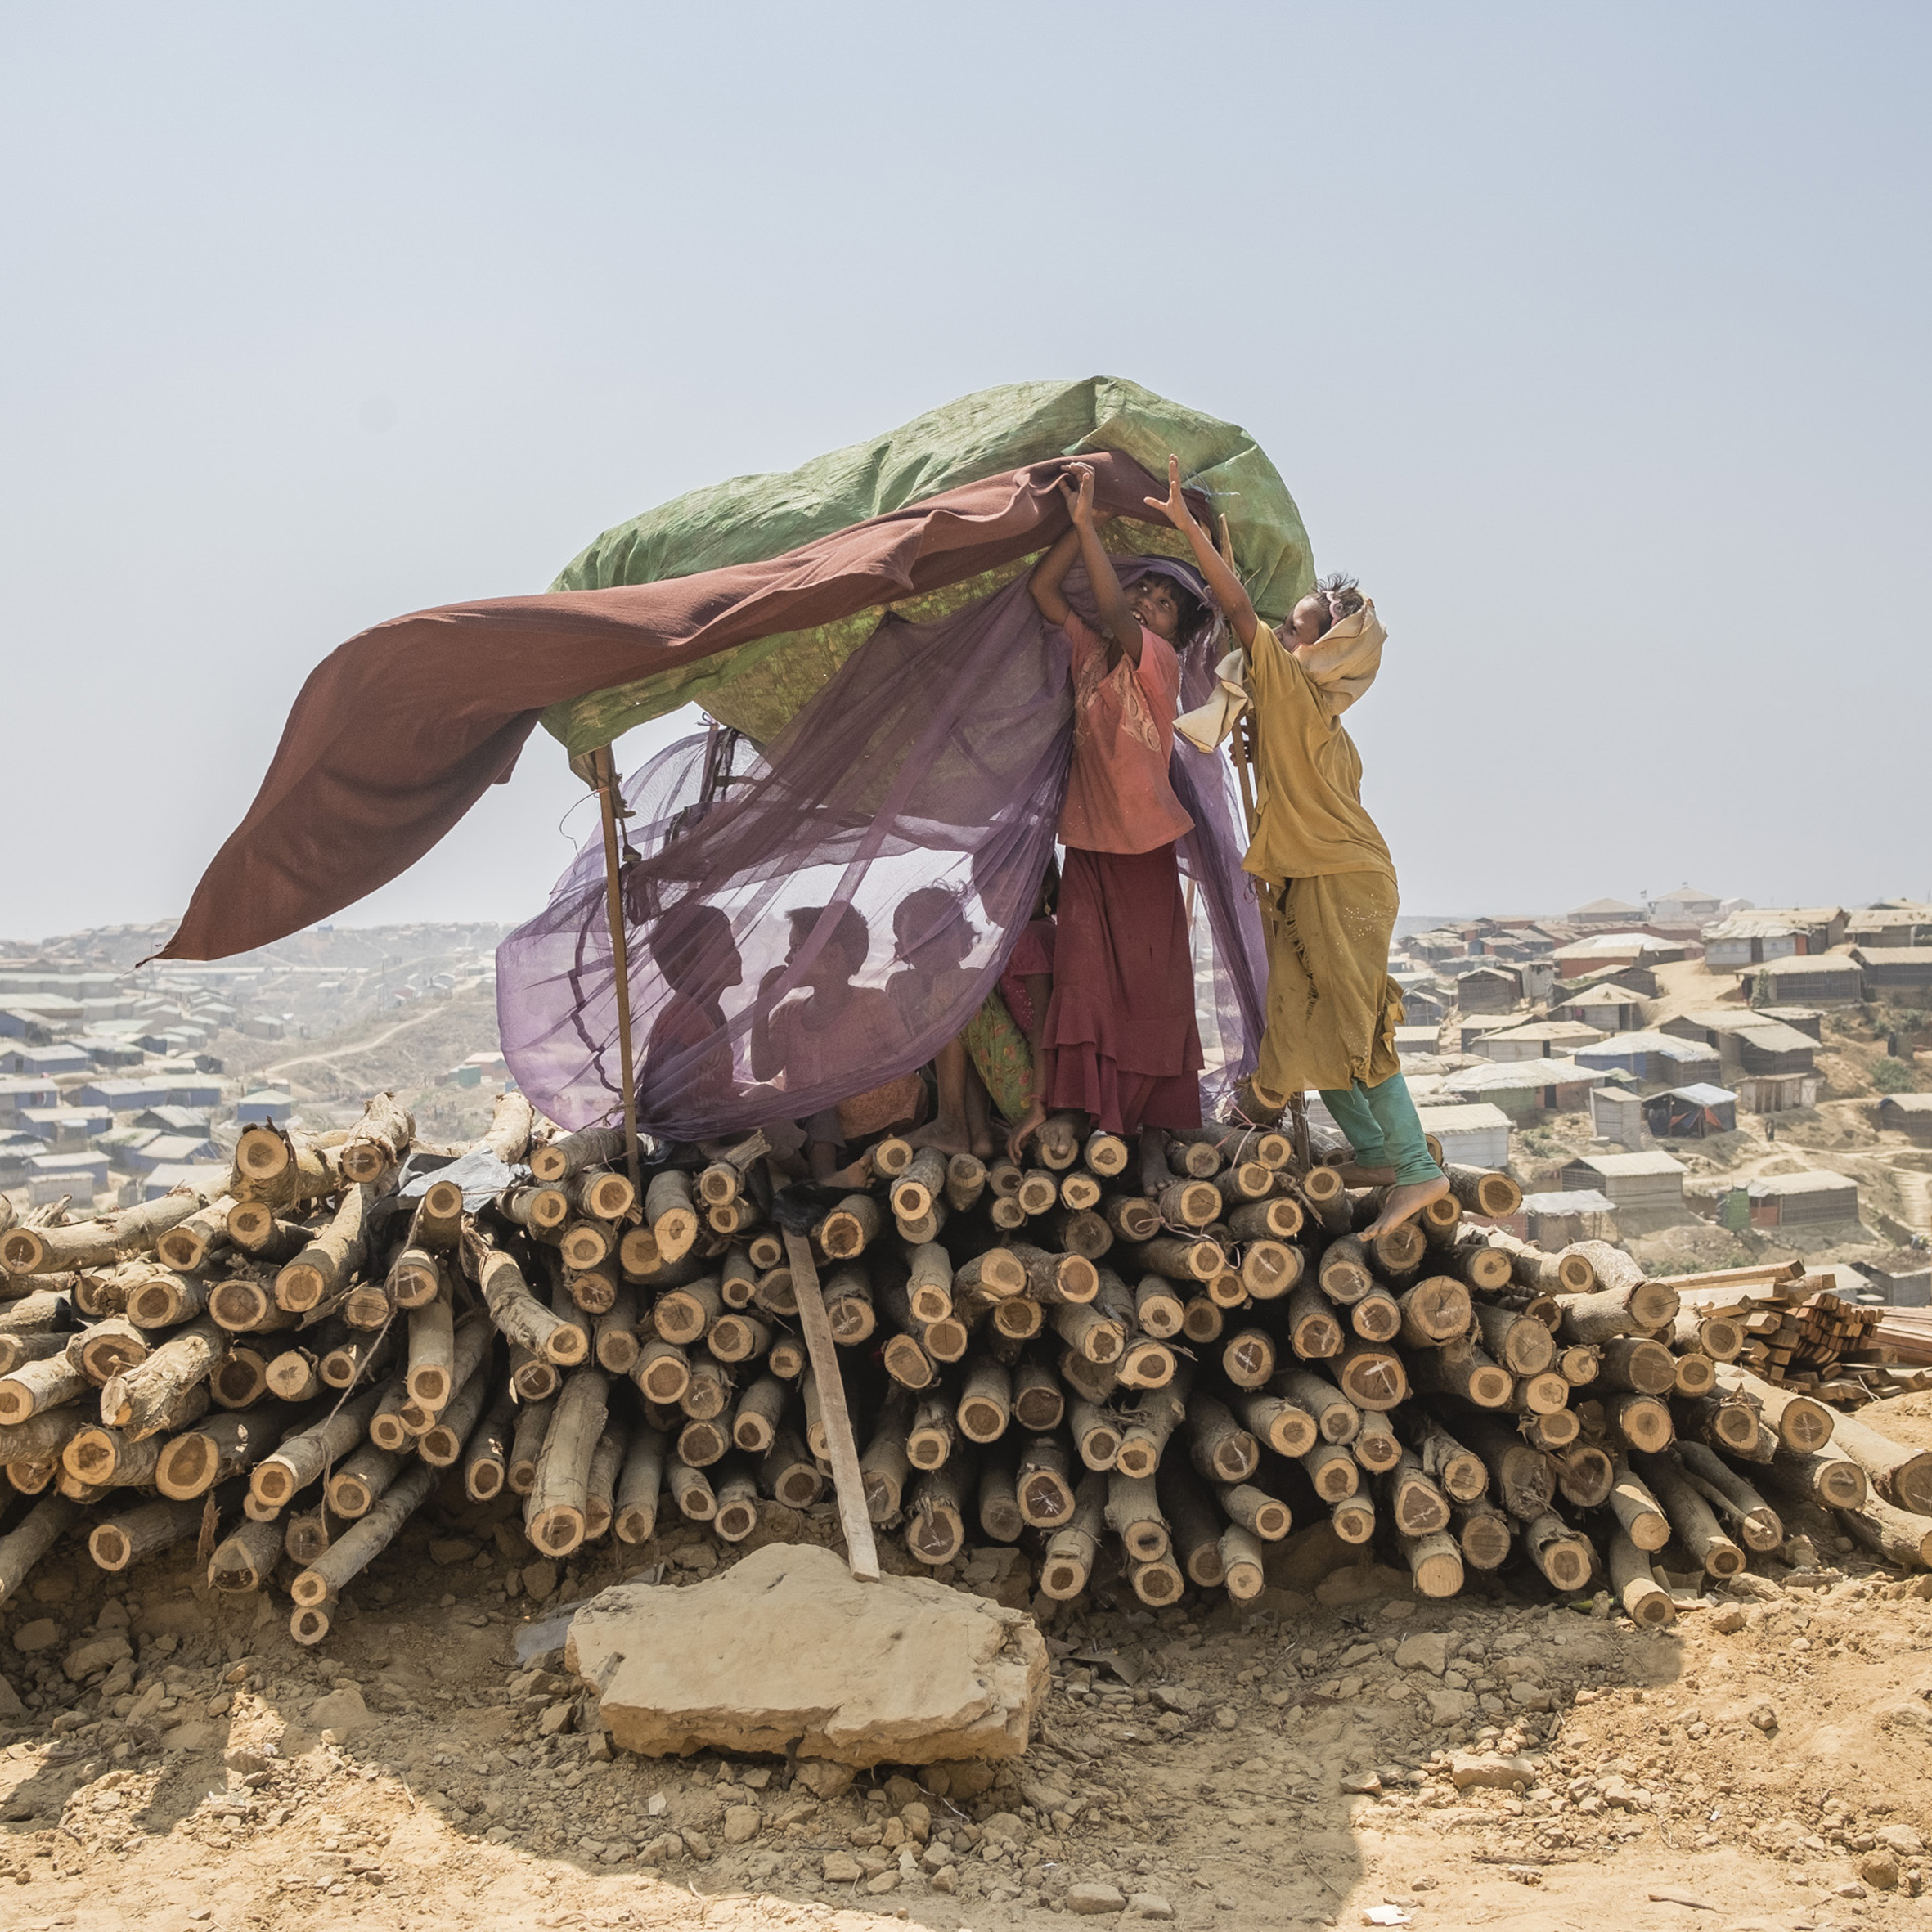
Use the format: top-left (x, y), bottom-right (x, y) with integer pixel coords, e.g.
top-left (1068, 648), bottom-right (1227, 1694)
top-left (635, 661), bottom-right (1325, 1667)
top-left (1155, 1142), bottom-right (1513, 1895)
top-left (1321, 1071), bottom-right (1440, 1186)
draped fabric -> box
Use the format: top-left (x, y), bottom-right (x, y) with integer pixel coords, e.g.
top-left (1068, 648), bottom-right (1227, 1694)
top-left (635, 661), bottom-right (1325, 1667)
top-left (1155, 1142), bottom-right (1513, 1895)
top-left (496, 567), bottom-right (1268, 1140)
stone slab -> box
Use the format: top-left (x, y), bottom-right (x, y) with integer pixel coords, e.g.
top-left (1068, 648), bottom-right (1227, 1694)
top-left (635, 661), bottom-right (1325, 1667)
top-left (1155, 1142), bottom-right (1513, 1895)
top-left (565, 1542), bottom-right (1047, 1766)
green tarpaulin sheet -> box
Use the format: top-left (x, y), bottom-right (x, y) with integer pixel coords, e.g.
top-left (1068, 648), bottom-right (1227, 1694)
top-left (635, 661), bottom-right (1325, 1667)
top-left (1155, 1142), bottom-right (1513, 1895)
top-left (541, 376), bottom-right (1312, 752)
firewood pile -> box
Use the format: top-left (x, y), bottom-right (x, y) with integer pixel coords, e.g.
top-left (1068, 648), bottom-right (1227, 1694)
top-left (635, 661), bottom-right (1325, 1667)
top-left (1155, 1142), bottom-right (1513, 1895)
top-left (1669, 1262), bottom-right (1928, 1404)
top-left (4, 1090), bottom-right (1931, 1641)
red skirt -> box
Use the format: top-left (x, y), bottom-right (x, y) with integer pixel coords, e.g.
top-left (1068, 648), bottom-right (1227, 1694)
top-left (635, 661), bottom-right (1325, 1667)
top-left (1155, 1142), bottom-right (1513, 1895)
top-left (1040, 843), bottom-right (1202, 1134)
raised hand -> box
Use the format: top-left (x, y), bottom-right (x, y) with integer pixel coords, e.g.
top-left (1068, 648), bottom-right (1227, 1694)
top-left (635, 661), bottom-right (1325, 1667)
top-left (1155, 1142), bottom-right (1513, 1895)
top-left (1058, 461), bottom-right (1098, 528)
top-left (1143, 454), bottom-right (1197, 532)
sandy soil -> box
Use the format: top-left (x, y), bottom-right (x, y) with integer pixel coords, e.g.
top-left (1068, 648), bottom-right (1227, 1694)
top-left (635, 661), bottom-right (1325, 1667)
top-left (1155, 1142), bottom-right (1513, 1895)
top-left (6, 1402), bottom-right (1932, 1932)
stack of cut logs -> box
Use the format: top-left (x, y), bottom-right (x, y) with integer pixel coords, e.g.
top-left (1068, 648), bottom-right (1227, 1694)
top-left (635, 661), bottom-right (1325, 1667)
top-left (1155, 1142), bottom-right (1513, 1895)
top-left (3, 1091), bottom-right (1931, 1643)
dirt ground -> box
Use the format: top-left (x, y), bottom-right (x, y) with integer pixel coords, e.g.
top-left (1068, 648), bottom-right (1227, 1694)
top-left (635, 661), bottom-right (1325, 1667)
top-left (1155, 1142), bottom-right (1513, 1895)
top-left (6, 1400), bottom-right (1932, 1932)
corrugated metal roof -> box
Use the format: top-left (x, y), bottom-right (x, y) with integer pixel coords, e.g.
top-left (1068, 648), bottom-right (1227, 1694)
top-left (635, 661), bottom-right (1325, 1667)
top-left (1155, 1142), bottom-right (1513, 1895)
top-left (1411, 1103), bottom-right (1515, 1130)
top-left (1569, 1150), bottom-right (1690, 1176)
top-left (1728, 1019), bottom-right (1819, 1053)
top-left (1481, 1020), bottom-right (1606, 1042)
top-left (1746, 1170), bottom-right (1858, 1197)
top-left (1667, 1083), bottom-right (1737, 1105)
top-left (1522, 1189), bottom-right (1616, 1213)
top-left (1444, 1058), bottom-right (1602, 1094)
top-left (1755, 950), bottom-right (1862, 975)
top-left (1576, 1031), bottom-right (1714, 1062)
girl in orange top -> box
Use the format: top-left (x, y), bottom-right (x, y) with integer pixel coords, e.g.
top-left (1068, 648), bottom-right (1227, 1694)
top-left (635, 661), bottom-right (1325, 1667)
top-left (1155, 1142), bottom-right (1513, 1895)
top-left (1013, 462), bottom-right (1205, 1185)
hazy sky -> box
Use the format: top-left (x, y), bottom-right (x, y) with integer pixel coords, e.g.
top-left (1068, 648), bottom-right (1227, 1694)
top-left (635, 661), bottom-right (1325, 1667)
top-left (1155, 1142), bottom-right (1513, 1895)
top-left (4, 3), bottom-right (1927, 946)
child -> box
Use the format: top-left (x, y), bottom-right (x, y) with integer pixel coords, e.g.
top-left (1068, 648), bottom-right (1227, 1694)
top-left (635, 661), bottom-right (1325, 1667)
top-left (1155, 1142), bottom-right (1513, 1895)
top-left (751, 902), bottom-right (926, 1181)
top-left (1018, 461), bottom-right (1206, 1181)
top-left (1145, 456), bottom-right (1449, 1236)
top-left (887, 885), bottom-right (994, 1159)
top-left (640, 900), bottom-right (742, 1109)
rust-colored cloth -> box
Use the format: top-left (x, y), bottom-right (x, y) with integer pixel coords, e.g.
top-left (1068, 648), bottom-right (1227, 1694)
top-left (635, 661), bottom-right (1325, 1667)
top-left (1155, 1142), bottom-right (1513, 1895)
top-left (1252, 869), bottom-right (1405, 1101)
top-left (1040, 843), bottom-right (1202, 1134)
top-left (156, 452), bottom-right (1184, 962)
top-left (1058, 612), bottom-right (1194, 854)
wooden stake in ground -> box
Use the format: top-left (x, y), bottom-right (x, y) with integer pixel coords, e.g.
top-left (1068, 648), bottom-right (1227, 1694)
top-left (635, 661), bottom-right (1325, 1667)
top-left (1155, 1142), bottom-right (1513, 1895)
top-left (585, 744), bottom-right (645, 1197)
top-left (781, 1228), bottom-right (878, 1580)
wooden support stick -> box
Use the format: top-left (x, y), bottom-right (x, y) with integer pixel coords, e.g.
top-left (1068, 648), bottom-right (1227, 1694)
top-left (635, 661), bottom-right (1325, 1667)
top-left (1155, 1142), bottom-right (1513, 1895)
top-left (781, 1227), bottom-right (878, 1580)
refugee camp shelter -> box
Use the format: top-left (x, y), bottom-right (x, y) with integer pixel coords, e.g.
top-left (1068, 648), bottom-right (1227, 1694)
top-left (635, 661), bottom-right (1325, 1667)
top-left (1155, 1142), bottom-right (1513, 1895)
top-left (1644, 1083), bottom-right (1738, 1139)
top-left (1559, 1148), bottom-right (1688, 1223)
top-left (25, 1148), bottom-right (109, 1205)
top-left (1400, 985), bottom-right (1447, 1025)
top-left (17, 1106), bottom-right (113, 1148)
top-left (1568, 898), bottom-right (1646, 930)
top-left (235, 1089), bottom-right (296, 1128)
top-left (1457, 1014), bottom-right (1525, 1053)
top-left (1846, 901), bottom-right (1932, 950)
top-left (2, 1040), bottom-right (92, 1078)
top-left (1575, 1031), bottom-right (1723, 1087)
top-left (1750, 951), bottom-right (1865, 1005)
top-left (1702, 907), bottom-right (1849, 970)
top-left (1552, 982), bottom-right (1648, 1031)
top-left (0, 1076), bottom-right (60, 1119)
top-left (1441, 1058), bottom-right (1602, 1121)
top-left (1876, 1094), bottom-right (1932, 1146)
top-left (1471, 1019), bottom-right (1607, 1063)
top-left (1747, 1170), bottom-right (1861, 1230)
top-left (1553, 933), bottom-right (1689, 980)
top-left (1521, 960), bottom-right (1559, 1005)
top-left (132, 1104), bottom-right (213, 1134)
top-left (1455, 965), bottom-right (1523, 1014)
top-left (1855, 1255), bottom-right (1932, 1307)
top-left (1522, 1188), bottom-right (1618, 1246)
top-left (1648, 885), bottom-right (1725, 924)
top-left (0, 996), bottom-right (84, 1040)
top-left (1853, 947), bottom-right (1932, 998)
top-left (1588, 1084), bottom-right (1647, 1151)
top-left (1411, 1102), bottom-right (1512, 1169)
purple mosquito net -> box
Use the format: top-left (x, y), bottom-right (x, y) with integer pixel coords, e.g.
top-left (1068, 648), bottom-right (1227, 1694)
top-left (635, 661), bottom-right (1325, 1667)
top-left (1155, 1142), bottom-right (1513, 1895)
top-left (496, 565), bottom-right (1268, 1141)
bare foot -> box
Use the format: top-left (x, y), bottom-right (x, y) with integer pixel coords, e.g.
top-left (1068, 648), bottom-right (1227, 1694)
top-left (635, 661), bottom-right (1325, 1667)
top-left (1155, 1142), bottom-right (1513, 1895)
top-left (1364, 1174), bottom-right (1451, 1238)
top-left (1138, 1126), bottom-right (1167, 1199)
top-left (824, 1151), bottom-right (876, 1191)
top-left (1332, 1161), bottom-right (1396, 1187)
top-left (905, 1116), bottom-right (974, 1157)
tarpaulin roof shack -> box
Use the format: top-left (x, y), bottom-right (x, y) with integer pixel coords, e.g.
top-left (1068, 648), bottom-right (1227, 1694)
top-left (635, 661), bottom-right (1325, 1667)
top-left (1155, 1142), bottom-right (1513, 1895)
top-left (155, 380), bottom-right (1316, 1138)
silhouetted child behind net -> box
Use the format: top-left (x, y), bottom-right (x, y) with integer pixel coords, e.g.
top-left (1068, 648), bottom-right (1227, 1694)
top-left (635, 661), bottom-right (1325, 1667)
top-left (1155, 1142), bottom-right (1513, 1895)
top-left (751, 902), bottom-right (926, 1184)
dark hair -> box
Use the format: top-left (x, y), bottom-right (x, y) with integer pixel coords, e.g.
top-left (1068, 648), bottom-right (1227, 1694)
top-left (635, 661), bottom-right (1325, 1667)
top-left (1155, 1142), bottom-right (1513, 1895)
top-left (1319, 572), bottom-right (1364, 620)
top-left (789, 902), bottom-right (870, 973)
top-left (1170, 584), bottom-right (1207, 643)
top-left (647, 901), bottom-right (736, 994)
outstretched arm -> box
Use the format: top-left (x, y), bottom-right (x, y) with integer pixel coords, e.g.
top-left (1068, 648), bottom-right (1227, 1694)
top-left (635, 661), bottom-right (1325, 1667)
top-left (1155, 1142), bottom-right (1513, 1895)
top-left (1063, 463), bottom-right (1142, 667)
top-left (1144, 455), bottom-right (1258, 649)
top-left (1027, 523), bottom-right (1081, 625)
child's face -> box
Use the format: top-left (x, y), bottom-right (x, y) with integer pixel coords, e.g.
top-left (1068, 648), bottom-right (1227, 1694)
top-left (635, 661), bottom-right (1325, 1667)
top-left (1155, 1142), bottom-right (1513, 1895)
top-left (1287, 594), bottom-right (1331, 648)
top-left (1129, 577), bottom-right (1184, 642)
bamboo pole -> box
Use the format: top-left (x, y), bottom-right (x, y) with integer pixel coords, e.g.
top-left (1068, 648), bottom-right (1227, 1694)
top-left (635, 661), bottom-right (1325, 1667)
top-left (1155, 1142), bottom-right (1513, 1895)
top-left (586, 744), bottom-right (645, 1199)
